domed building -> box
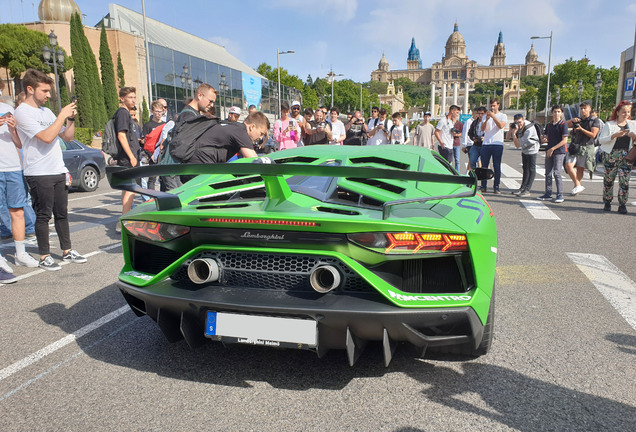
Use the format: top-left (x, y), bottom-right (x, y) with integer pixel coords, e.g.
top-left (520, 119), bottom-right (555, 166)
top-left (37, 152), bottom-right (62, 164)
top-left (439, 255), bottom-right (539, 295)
top-left (370, 22), bottom-right (546, 113)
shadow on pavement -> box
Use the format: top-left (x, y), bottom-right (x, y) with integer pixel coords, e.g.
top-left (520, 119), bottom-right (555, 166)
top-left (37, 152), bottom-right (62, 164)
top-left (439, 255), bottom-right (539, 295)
top-left (606, 333), bottom-right (636, 355)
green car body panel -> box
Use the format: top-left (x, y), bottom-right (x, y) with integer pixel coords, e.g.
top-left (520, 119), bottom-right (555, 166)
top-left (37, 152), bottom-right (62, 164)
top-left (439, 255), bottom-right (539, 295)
top-left (108, 145), bottom-right (497, 365)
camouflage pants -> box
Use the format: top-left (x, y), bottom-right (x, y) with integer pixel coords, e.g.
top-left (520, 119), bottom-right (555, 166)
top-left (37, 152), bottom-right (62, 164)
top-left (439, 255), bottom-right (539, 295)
top-left (603, 150), bottom-right (631, 205)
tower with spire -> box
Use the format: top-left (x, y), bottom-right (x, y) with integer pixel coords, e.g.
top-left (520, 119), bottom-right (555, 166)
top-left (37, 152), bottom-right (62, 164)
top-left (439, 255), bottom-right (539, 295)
top-left (490, 31), bottom-right (506, 66)
top-left (407, 37), bottom-right (422, 70)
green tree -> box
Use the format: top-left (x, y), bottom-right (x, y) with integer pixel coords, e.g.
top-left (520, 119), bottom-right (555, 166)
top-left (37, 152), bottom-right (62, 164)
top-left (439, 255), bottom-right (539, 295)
top-left (302, 86), bottom-right (318, 109)
top-left (141, 96), bottom-right (149, 124)
top-left (99, 22), bottom-right (119, 117)
top-left (58, 70), bottom-right (70, 107)
top-left (70, 12), bottom-right (93, 128)
top-left (117, 52), bottom-right (125, 87)
top-left (81, 22), bottom-right (107, 128)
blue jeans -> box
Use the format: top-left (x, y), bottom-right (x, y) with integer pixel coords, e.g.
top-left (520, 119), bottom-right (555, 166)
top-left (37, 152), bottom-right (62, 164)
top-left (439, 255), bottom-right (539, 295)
top-left (480, 145), bottom-right (504, 190)
top-left (453, 146), bottom-right (462, 172)
top-left (468, 145), bottom-right (481, 169)
top-left (0, 171), bottom-right (36, 237)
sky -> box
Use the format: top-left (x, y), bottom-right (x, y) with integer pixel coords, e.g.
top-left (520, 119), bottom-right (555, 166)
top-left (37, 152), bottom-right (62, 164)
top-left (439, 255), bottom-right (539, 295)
top-left (2, 0), bottom-right (636, 83)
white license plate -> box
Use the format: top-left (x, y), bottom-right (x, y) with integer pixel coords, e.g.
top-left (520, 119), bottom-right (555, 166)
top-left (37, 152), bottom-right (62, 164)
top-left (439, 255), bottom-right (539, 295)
top-left (205, 312), bottom-right (317, 347)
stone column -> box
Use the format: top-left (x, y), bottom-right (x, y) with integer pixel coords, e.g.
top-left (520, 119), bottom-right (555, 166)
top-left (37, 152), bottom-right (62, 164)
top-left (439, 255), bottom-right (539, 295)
top-left (452, 82), bottom-right (458, 107)
top-left (430, 82), bottom-right (436, 116)
top-left (463, 80), bottom-right (470, 114)
top-left (441, 82), bottom-right (447, 116)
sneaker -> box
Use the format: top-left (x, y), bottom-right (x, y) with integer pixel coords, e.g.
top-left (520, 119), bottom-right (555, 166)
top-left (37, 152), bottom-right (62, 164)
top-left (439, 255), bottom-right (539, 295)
top-left (553, 194), bottom-right (565, 203)
top-left (0, 255), bottom-right (13, 274)
top-left (15, 253), bottom-right (39, 268)
top-left (518, 190), bottom-right (531, 197)
top-left (537, 194), bottom-right (552, 201)
top-left (571, 185), bottom-right (585, 196)
top-left (39, 255), bottom-right (61, 271)
top-left (493, 189), bottom-right (502, 195)
top-left (0, 268), bottom-right (17, 284)
top-left (479, 187), bottom-right (487, 194)
top-left (115, 222), bottom-right (121, 233)
top-left (25, 232), bottom-right (36, 238)
top-left (512, 189), bottom-right (522, 195)
top-left (618, 204), bottom-right (628, 214)
top-left (603, 202), bottom-right (611, 212)
top-left (62, 249), bottom-right (87, 264)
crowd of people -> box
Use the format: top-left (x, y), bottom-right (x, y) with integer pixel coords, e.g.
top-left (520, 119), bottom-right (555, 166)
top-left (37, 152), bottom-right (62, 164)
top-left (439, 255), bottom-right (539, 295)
top-left (2, 71), bottom-right (635, 284)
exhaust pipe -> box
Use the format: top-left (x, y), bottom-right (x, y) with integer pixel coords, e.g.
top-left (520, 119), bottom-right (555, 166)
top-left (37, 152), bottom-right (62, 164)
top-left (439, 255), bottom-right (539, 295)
top-left (310, 265), bottom-right (341, 293)
top-left (187, 258), bottom-right (221, 284)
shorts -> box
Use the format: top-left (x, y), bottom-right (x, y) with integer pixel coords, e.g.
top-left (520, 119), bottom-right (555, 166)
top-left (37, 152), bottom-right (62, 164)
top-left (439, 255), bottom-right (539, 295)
top-left (0, 170), bottom-right (28, 208)
top-left (566, 145), bottom-right (596, 171)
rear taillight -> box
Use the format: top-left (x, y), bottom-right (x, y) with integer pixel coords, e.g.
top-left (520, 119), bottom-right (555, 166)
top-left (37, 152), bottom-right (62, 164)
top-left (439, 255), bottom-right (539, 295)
top-left (348, 232), bottom-right (467, 254)
top-left (122, 221), bottom-right (190, 242)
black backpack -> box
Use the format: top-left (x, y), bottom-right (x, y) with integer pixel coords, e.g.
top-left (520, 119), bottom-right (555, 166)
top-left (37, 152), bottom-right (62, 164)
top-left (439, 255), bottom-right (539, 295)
top-left (101, 118), bottom-right (118, 157)
top-left (168, 108), bottom-right (219, 163)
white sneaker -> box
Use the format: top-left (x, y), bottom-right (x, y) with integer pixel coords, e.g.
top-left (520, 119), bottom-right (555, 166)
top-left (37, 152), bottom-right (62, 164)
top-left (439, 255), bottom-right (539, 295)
top-left (571, 185), bottom-right (585, 195)
top-left (15, 253), bottom-right (40, 268)
top-left (0, 255), bottom-right (14, 274)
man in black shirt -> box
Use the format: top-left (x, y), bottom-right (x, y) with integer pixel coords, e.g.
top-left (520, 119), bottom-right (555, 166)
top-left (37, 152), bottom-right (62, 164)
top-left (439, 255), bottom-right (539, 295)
top-left (344, 110), bottom-right (368, 145)
top-left (114, 86), bottom-right (141, 216)
top-left (304, 108), bottom-right (333, 145)
top-left (189, 111), bottom-right (268, 164)
top-left (565, 102), bottom-right (600, 195)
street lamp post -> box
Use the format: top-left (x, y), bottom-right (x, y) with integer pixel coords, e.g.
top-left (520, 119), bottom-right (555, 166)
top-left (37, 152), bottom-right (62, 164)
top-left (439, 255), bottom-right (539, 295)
top-left (177, 64), bottom-right (192, 98)
top-left (277, 48), bottom-right (294, 119)
top-left (42, 30), bottom-right (65, 113)
top-left (577, 79), bottom-right (583, 106)
top-left (594, 72), bottom-right (603, 111)
top-left (327, 69), bottom-right (344, 108)
top-left (555, 87), bottom-right (561, 106)
top-left (531, 31), bottom-right (553, 125)
top-left (219, 73), bottom-right (228, 119)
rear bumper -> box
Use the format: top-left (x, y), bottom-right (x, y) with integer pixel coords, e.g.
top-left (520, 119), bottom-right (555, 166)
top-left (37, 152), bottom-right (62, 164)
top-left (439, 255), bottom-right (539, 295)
top-left (118, 278), bottom-right (486, 359)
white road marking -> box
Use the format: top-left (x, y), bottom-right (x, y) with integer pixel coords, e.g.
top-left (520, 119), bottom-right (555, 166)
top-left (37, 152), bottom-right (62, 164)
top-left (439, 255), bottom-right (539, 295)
top-left (567, 253), bottom-right (636, 331)
top-left (500, 178), bottom-right (521, 191)
top-left (67, 202), bottom-right (119, 215)
top-left (501, 163), bottom-right (522, 178)
top-left (0, 305), bottom-right (130, 381)
top-left (67, 191), bottom-right (119, 202)
top-left (1, 243), bottom-right (121, 282)
top-left (519, 200), bottom-right (561, 220)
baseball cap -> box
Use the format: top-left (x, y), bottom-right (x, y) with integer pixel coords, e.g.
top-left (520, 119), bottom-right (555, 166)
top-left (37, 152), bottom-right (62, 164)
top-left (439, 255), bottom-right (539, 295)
top-left (513, 113), bottom-right (524, 119)
top-left (291, 100), bottom-right (301, 108)
top-left (424, 112), bottom-right (431, 116)
top-left (229, 106), bottom-right (241, 115)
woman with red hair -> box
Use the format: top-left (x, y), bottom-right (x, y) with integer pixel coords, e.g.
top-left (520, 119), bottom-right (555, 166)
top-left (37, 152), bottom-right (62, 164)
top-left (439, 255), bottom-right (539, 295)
top-left (598, 101), bottom-right (636, 214)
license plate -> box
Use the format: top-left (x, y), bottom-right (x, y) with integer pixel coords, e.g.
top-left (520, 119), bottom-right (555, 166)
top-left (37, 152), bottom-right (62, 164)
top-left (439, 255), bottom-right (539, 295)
top-left (205, 312), bottom-right (317, 348)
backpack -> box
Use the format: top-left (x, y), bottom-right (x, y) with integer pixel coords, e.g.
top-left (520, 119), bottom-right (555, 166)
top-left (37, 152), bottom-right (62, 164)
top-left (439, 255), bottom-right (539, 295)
top-left (101, 118), bottom-right (118, 157)
top-left (389, 124), bottom-right (408, 143)
top-left (143, 123), bottom-right (166, 153)
top-left (168, 108), bottom-right (219, 163)
top-left (522, 121), bottom-right (544, 144)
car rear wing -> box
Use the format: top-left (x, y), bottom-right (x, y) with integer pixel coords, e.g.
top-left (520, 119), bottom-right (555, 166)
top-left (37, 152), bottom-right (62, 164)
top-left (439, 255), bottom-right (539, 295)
top-left (106, 162), bottom-right (492, 218)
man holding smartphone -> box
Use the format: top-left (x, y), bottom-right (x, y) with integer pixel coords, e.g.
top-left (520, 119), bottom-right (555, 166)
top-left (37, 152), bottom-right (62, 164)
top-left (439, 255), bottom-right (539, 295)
top-left (565, 102), bottom-right (600, 195)
top-left (14, 69), bottom-right (86, 271)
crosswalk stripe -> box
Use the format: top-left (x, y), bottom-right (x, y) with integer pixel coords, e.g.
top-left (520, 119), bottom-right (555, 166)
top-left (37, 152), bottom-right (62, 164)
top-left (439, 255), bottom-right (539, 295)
top-left (519, 199), bottom-right (561, 220)
top-left (500, 163), bottom-right (522, 178)
top-left (567, 253), bottom-right (636, 331)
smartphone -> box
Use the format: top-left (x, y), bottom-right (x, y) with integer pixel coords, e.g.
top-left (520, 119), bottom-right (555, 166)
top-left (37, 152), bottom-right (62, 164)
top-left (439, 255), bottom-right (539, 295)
top-left (71, 95), bottom-right (77, 103)
top-left (0, 112), bottom-right (8, 117)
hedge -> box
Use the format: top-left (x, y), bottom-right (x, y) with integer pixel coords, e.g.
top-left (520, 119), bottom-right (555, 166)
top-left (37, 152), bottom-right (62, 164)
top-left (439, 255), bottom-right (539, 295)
top-left (75, 127), bottom-right (94, 146)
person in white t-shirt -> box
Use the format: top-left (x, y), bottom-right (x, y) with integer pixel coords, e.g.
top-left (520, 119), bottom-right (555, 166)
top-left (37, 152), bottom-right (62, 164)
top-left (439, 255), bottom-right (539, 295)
top-left (0, 100), bottom-right (40, 273)
top-left (435, 105), bottom-right (461, 164)
top-left (328, 107), bottom-right (346, 144)
top-left (14, 69), bottom-right (87, 271)
top-left (366, 108), bottom-right (392, 145)
top-left (479, 99), bottom-right (507, 194)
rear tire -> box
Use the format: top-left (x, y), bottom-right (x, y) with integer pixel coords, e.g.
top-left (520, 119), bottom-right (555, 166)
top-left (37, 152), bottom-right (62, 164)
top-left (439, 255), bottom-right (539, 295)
top-left (79, 166), bottom-right (99, 192)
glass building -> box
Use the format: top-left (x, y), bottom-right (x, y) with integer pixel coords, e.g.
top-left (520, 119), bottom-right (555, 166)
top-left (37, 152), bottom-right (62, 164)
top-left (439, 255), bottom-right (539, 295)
top-left (103, 4), bottom-right (301, 119)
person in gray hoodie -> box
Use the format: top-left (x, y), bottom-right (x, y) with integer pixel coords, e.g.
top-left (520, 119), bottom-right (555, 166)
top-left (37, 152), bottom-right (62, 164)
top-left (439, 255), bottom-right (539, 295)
top-left (510, 113), bottom-right (539, 197)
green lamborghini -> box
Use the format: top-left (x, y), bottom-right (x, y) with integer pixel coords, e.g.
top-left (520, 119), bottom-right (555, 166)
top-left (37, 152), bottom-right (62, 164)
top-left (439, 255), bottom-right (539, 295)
top-left (107, 145), bottom-right (497, 366)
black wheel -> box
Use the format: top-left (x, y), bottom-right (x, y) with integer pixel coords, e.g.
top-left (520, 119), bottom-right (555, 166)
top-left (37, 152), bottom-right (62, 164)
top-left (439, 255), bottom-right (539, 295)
top-left (429, 288), bottom-right (495, 358)
top-left (79, 166), bottom-right (99, 192)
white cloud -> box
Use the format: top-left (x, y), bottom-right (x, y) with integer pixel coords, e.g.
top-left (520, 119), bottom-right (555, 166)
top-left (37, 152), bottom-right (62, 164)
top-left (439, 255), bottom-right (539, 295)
top-left (207, 36), bottom-right (243, 59)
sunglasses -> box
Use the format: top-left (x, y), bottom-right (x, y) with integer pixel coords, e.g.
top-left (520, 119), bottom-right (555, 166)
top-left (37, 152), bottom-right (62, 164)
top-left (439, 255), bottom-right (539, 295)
top-left (292, 106), bottom-right (300, 110)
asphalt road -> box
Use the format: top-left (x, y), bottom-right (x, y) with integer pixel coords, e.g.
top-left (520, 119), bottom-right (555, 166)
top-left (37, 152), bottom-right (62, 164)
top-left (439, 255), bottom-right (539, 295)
top-left (1, 146), bottom-right (635, 431)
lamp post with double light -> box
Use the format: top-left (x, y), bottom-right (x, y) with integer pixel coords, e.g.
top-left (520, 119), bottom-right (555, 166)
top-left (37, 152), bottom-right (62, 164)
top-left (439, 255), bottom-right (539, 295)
top-left (327, 68), bottom-right (344, 108)
top-left (219, 73), bottom-right (229, 119)
top-left (531, 31), bottom-right (553, 124)
top-left (42, 30), bottom-right (65, 113)
top-left (594, 72), bottom-right (603, 111)
top-left (177, 64), bottom-right (192, 98)
top-left (277, 49), bottom-right (294, 119)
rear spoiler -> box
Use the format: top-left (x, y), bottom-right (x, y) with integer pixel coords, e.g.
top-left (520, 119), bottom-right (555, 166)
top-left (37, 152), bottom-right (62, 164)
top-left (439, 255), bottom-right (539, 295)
top-left (106, 162), bottom-right (492, 218)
